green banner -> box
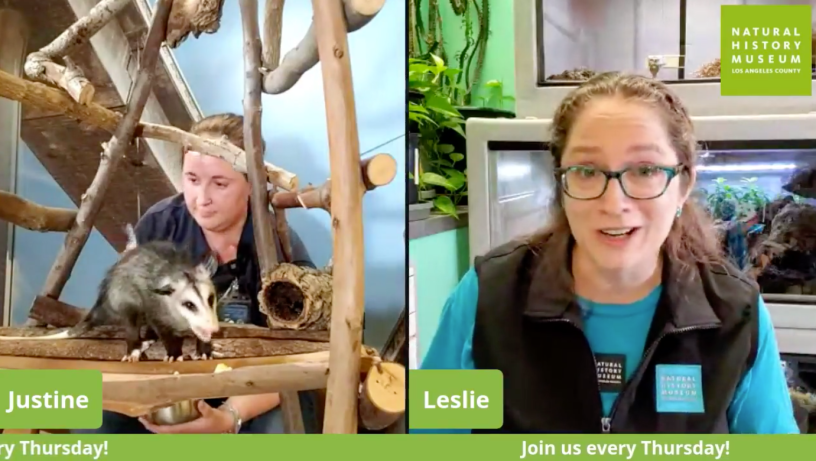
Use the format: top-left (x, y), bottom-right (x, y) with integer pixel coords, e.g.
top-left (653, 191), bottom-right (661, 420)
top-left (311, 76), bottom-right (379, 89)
top-left (720, 4), bottom-right (812, 96)
top-left (0, 434), bottom-right (812, 460)
top-left (407, 369), bottom-right (503, 429)
top-left (0, 370), bottom-right (102, 430)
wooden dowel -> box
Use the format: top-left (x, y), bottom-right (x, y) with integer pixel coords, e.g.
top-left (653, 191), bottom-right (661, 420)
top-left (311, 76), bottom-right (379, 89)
top-left (39, 0), bottom-right (173, 299)
top-left (0, 191), bottom-right (77, 232)
top-left (269, 153), bottom-right (396, 211)
top-left (313, 0), bottom-right (367, 434)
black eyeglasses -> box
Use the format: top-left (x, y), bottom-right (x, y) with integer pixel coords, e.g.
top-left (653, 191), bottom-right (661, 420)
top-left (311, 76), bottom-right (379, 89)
top-left (556, 165), bottom-right (685, 200)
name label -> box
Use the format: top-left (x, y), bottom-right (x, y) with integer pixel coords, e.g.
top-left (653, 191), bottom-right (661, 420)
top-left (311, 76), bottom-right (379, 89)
top-left (0, 370), bottom-right (102, 429)
top-left (408, 369), bottom-right (503, 430)
top-left (423, 390), bottom-right (489, 409)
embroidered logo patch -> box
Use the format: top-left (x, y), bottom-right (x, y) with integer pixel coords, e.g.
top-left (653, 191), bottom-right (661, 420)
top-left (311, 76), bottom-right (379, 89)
top-left (595, 354), bottom-right (626, 393)
top-left (655, 364), bottom-right (704, 413)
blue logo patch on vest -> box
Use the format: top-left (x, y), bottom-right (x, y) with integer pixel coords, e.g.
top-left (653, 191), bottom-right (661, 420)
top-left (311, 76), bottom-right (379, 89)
top-left (655, 364), bottom-right (704, 413)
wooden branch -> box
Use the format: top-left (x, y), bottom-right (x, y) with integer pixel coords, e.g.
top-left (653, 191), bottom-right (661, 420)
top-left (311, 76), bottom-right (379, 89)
top-left (104, 361), bottom-right (332, 417)
top-left (262, 0), bottom-right (285, 71)
top-left (240, 0), bottom-right (305, 435)
top-left (0, 191), bottom-right (76, 232)
top-left (269, 153), bottom-right (396, 211)
top-left (380, 307), bottom-right (406, 364)
top-left (240, 0), bottom-right (279, 276)
top-left (166, 0), bottom-right (228, 48)
top-left (263, 0), bottom-right (385, 94)
top-left (275, 207), bottom-right (294, 262)
top-left (24, 0), bottom-right (132, 104)
top-left (136, 123), bottom-right (299, 190)
top-left (0, 70), bottom-right (299, 191)
top-left (313, 0), bottom-right (367, 435)
top-left (40, 0), bottom-right (174, 300)
top-left (26, 295), bottom-right (330, 342)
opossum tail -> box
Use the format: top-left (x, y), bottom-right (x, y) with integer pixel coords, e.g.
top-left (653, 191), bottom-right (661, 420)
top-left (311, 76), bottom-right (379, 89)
top-left (0, 300), bottom-right (104, 341)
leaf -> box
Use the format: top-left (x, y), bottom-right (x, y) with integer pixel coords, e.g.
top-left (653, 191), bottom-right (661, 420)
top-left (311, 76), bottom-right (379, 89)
top-left (450, 153), bottom-right (464, 162)
top-left (433, 195), bottom-right (458, 218)
top-left (437, 144), bottom-right (455, 154)
top-left (408, 112), bottom-right (436, 126)
top-left (442, 168), bottom-right (466, 190)
top-left (425, 94), bottom-right (461, 118)
top-left (430, 53), bottom-right (445, 68)
top-left (420, 172), bottom-right (456, 191)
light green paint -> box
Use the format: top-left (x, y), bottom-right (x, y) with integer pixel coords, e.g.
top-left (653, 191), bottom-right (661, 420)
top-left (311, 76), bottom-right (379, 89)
top-left (416, 0), bottom-right (516, 111)
top-left (409, 227), bottom-right (471, 362)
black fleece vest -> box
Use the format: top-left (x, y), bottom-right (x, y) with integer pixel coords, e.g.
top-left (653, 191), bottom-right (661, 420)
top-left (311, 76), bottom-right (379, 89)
top-left (471, 240), bottom-right (759, 434)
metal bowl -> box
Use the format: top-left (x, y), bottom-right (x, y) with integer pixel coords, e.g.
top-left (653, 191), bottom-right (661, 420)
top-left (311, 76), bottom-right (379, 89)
top-left (146, 400), bottom-right (202, 426)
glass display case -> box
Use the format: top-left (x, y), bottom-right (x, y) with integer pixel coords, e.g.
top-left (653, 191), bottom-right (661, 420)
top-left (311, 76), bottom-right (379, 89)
top-left (536, 0), bottom-right (816, 86)
top-left (695, 140), bottom-right (816, 302)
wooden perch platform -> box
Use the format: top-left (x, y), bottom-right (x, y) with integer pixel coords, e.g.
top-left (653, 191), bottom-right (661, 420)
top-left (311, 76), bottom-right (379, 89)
top-left (0, 191), bottom-right (77, 232)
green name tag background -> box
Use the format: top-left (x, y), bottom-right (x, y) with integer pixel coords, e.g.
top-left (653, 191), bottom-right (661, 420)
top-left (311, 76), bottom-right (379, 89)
top-left (408, 369), bottom-right (503, 430)
top-left (0, 369), bottom-right (102, 429)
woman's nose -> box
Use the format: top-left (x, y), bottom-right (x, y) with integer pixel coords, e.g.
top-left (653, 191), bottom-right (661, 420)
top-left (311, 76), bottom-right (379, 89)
top-left (598, 178), bottom-right (630, 213)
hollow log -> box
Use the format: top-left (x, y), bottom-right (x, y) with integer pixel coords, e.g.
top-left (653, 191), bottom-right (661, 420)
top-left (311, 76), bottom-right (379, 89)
top-left (270, 153), bottom-right (396, 211)
top-left (263, 0), bottom-right (385, 94)
top-left (166, 0), bottom-right (228, 48)
top-left (313, 0), bottom-right (367, 434)
top-left (0, 70), bottom-right (298, 191)
top-left (39, 0), bottom-right (174, 300)
top-left (259, 263), bottom-right (333, 331)
top-left (358, 362), bottom-right (405, 431)
top-left (0, 191), bottom-right (76, 232)
top-left (24, 0), bottom-right (132, 104)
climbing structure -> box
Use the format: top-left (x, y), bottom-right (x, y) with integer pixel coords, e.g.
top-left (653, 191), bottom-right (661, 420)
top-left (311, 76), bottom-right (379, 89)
top-left (0, 0), bottom-right (404, 435)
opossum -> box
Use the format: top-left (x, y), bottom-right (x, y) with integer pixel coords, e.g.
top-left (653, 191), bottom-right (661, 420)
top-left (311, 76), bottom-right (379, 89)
top-left (0, 227), bottom-right (220, 363)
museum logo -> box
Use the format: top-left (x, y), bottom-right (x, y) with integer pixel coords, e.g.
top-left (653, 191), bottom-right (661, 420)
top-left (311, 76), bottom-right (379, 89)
top-left (721, 4), bottom-right (811, 96)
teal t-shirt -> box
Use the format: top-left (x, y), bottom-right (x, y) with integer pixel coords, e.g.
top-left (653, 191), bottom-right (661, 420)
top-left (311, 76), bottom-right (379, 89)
top-left (415, 268), bottom-right (799, 434)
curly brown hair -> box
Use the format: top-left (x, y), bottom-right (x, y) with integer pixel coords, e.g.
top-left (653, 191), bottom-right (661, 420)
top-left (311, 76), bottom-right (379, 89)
top-left (529, 72), bottom-right (724, 284)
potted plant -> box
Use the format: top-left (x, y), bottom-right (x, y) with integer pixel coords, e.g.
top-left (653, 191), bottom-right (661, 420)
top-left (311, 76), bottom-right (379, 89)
top-left (408, 54), bottom-right (468, 219)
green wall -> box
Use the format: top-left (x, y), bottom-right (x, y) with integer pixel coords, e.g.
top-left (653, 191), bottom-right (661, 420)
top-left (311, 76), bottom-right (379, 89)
top-left (416, 0), bottom-right (516, 110)
top-left (409, 227), bottom-right (470, 362)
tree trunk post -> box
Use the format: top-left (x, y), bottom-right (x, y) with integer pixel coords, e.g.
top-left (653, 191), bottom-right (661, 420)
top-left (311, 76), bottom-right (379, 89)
top-left (312, 0), bottom-right (366, 434)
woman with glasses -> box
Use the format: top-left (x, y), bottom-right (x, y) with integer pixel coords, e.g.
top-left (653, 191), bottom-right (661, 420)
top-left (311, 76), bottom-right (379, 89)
top-left (418, 72), bottom-right (798, 434)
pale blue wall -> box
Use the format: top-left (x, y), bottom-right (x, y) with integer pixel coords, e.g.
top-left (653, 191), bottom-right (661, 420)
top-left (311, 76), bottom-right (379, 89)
top-left (10, 143), bottom-right (119, 326)
top-left (11, 2), bottom-right (406, 349)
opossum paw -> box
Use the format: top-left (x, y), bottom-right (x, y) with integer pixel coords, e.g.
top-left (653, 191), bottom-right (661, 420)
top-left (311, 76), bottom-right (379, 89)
top-left (139, 340), bottom-right (155, 353)
top-left (163, 355), bottom-right (185, 362)
top-left (121, 349), bottom-right (142, 363)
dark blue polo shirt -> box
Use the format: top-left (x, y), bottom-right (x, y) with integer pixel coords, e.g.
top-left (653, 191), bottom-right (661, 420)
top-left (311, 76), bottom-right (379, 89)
top-left (133, 193), bottom-right (314, 327)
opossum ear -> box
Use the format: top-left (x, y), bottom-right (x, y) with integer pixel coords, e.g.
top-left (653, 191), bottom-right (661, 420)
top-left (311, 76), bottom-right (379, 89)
top-left (197, 253), bottom-right (218, 278)
top-left (152, 277), bottom-right (175, 296)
